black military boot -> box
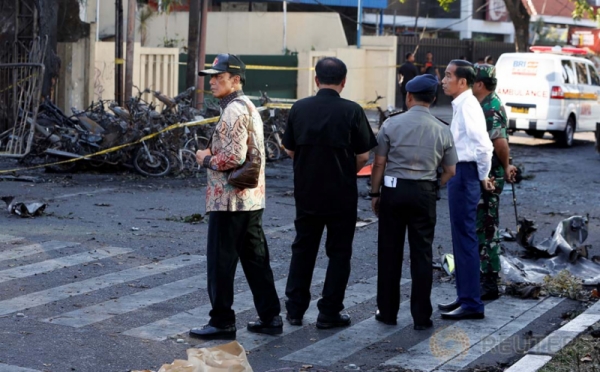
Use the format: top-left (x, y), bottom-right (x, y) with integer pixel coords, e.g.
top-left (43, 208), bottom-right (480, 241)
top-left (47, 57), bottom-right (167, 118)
top-left (480, 272), bottom-right (500, 301)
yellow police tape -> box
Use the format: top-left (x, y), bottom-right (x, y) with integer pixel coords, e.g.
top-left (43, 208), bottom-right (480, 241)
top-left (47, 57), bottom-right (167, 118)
top-left (0, 73), bottom-right (39, 94)
top-left (186, 63), bottom-right (408, 71)
top-left (0, 100), bottom-right (380, 174)
top-left (0, 116), bottom-right (219, 175)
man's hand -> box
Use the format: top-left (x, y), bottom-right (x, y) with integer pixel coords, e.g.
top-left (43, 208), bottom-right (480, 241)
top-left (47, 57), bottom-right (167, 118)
top-left (371, 197), bottom-right (380, 217)
top-left (196, 148), bottom-right (212, 165)
top-left (504, 165), bottom-right (518, 183)
top-left (481, 177), bottom-right (495, 192)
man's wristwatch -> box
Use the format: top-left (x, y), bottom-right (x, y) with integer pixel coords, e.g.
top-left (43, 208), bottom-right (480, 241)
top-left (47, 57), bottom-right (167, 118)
top-left (368, 191), bottom-right (381, 197)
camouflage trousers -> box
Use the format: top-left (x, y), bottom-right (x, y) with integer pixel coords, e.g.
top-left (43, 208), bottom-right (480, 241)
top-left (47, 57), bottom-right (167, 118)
top-left (477, 178), bottom-right (505, 274)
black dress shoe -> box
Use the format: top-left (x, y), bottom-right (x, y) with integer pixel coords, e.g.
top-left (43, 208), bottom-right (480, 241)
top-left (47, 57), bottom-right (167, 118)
top-left (247, 315), bottom-right (283, 335)
top-left (375, 310), bottom-right (397, 326)
top-left (438, 300), bottom-right (461, 312)
top-left (413, 320), bottom-right (433, 331)
top-left (189, 324), bottom-right (236, 340)
top-left (316, 313), bottom-right (351, 329)
top-left (441, 307), bottom-right (485, 320)
top-left (286, 314), bottom-right (303, 326)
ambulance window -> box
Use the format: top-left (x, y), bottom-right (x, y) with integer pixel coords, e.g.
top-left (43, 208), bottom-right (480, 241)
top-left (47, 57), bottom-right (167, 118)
top-left (561, 60), bottom-right (575, 84)
top-left (575, 62), bottom-right (590, 84)
top-left (589, 66), bottom-right (600, 86)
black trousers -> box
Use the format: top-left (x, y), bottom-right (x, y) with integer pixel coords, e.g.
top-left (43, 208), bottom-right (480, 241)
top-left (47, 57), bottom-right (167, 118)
top-left (207, 209), bottom-right (280, 327)
top-left (285, 209), bottom-right (357, 317)
top-left (377, 180), bottom-right (436, 325)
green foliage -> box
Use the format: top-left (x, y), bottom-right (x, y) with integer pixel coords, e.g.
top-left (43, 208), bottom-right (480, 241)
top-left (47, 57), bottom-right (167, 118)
top-left (571, 0), bottom-right (600, 23)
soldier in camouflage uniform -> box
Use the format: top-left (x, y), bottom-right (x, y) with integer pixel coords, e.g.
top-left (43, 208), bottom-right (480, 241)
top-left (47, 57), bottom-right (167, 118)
top-left (472, 64), bottom-right (518, 300)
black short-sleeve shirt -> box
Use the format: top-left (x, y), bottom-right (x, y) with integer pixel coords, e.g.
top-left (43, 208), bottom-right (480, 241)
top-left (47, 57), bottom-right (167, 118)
top-left (283, 89), bottom-right (378, 215)
top-left (398, 61), bottom-right (418, 91)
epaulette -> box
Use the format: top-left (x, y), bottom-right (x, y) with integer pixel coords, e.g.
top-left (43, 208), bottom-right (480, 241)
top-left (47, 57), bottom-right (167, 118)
top-left (388, 110), bottom-right (405, 117)
top-left (434, 116), bottom-right (450, 126)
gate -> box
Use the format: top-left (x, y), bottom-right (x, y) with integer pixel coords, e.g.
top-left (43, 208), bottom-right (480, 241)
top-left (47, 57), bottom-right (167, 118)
top-left (0, 63), bottom-right (45, 157)
top-left (396, 37), bottom-right (516, 105)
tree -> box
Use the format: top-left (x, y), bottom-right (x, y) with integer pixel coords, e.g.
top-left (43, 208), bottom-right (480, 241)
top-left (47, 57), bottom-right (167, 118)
top-left (571, 0), bottom-right (600, 22)
top-left (503, 0), bottom-right (530, 52)
top-left (157, 0), bottom-right (183, 45)
top-left (138, 4), bottom-right (156, 46)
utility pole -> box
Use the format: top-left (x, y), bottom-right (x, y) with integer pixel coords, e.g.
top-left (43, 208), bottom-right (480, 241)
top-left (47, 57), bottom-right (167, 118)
top-left (197, 0), bottom-right (208, 107)
top-left (125, 0), bottom-right (136, 101)
top-left (357, 0), bottom-right (363, 48)
top-left (115, 0), bottom-right (124, 106)
top-left (186, 0), bottom-right (201, 106)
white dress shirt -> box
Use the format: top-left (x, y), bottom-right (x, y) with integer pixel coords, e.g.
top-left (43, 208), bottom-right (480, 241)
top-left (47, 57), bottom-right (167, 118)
top-left (450, 89), bottom-right (493, 181)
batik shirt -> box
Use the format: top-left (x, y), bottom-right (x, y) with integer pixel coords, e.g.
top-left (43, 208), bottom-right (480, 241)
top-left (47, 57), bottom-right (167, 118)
top-left (480, 91), bottom-right (508, 180)
top-left (204, 91), bottom-right (266, 212)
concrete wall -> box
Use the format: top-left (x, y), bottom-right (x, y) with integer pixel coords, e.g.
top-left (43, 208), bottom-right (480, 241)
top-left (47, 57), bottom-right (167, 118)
top-left (56, 23), bottom-right (97, 114)
top-left (96, 2), bottom-right (348, 55)
top-left (297, 36), bottom-right (397, 109)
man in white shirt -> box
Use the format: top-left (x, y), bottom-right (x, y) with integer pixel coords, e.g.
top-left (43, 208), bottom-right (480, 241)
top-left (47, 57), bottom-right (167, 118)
top-left (438, 60), bottom-right (494, 320)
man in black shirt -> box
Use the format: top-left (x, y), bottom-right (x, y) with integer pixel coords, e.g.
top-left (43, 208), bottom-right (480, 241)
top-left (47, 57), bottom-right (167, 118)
top-left (421, 51), bottom-right (441, 107)
top-left (398, 52), bottom-right (419, 111)
top-left (282, 57), bottom-right (378, 329)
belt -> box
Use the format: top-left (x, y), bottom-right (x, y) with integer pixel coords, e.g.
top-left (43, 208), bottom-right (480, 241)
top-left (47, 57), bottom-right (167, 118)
top-left (383, 175), bottom-right (436, 188)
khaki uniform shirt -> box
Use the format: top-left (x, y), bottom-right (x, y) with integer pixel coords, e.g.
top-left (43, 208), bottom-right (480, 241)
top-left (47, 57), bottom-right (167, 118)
top-left (205, 92), bottom-right (266, 212)
top-left (375, 106), bottom-right (458, 180)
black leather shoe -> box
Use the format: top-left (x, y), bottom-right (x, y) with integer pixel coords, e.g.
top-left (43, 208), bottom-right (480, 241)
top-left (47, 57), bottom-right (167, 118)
top-left (286, 314), bottom-right (303, 326)
top-left (441, 307), bottom-right (485, 320)
top-left (247, 315), bottom-right (283, 335)
top-left (375, 310), bottom-right (397, 326)
top-left (189, 324), bottom-right (236, 340)
top-left (316, 313), bottom-right (351, 329)
top-left (413, 320), bottom-right (433, 331)
top-left (438, 300), bottom-right (461, 312)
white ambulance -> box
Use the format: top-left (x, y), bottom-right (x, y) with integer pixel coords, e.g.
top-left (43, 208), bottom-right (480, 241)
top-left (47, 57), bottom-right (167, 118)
top-left (495, 46), bottom-right (600, 147)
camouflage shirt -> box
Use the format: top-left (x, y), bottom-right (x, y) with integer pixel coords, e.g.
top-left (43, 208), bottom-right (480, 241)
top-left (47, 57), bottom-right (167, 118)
top-left (480, 91), bottom-right (507, 179)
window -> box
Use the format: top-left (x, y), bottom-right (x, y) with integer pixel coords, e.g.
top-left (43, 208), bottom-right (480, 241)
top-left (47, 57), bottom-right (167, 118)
top-left (589, 66), bottom-right (600, 86)
top-left (561, 60), bottom-right (576, 84)
top-left (576, 62), bottom-right (590, 84)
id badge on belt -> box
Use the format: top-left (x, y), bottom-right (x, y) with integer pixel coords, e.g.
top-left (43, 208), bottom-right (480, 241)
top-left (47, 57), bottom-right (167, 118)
top-left (384, 175), bottom-right (398, 188)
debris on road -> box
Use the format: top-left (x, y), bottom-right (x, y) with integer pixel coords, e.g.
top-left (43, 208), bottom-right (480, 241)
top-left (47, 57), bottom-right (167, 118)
top-left (166, 214), bottom-right (204, 224)
top-left (501, 215), bottom-right (600, 286)
top-left (0, 175), bottom-right (43, 183)
top-left (132, 341), bottom-right (253, 372)
top-left (356, 217), bottom-right (377, 228)
top-left (1, 196), bottom-right (47, 217)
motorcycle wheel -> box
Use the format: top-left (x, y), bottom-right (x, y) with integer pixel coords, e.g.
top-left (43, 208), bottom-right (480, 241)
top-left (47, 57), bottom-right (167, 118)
top-left (133, 148), bottom-right (171, 177)
top-left (265, 140), bottom-right (281, 161)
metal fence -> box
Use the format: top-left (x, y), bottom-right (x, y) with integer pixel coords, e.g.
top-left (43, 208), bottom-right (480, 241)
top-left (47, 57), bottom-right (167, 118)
top-left (0, 63), bottom-right (45, 157)
top-left (396, 37), bottom-right (516, 105)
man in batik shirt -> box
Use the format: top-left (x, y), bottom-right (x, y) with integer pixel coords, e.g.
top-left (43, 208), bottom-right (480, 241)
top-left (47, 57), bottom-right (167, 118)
top-left (191, 54), bottom-right (281, 340)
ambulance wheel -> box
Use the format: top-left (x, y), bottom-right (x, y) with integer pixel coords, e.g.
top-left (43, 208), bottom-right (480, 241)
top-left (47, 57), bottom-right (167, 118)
top-left (556, 117), bottom-right (575, 147)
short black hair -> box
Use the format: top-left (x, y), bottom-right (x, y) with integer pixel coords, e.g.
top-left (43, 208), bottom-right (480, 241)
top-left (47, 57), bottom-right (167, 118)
top-left (450, 59), bottom-right (475, 87)
top-left (405, 52), bottom-right (413, 60)
top-left (411, 91), bottom-right (437, 104)
top-left (477, 57), bottom-right (485, 62)
top-left (485, 55), bottom-right (494, 63)
top-left (315, 57), bottom-right (347, 85)
top-left (476, 77), bottom-right (497, 91)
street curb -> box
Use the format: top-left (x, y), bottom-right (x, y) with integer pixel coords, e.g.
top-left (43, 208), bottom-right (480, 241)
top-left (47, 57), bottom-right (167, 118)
top-left (504, 300), bottom-right (600, 372)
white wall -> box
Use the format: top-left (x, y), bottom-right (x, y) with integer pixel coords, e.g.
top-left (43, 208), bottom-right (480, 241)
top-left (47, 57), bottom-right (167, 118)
top-left (96, 2), bottom-right (348, 55)
top-left (297, 36), bottom-right (397, 109)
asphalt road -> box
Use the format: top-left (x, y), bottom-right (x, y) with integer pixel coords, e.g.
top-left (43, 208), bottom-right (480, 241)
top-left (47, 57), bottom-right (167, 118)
top-left (0, 118), bottom-right (598, 372)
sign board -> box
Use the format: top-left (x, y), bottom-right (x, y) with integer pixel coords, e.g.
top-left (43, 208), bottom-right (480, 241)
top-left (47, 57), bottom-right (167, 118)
top-left (486, 0), bottom-right (509, 22)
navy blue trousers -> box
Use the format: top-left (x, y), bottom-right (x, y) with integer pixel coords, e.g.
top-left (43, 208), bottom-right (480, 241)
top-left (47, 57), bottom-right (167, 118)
top-left (447, 162), bottom-right (484, 313)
